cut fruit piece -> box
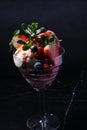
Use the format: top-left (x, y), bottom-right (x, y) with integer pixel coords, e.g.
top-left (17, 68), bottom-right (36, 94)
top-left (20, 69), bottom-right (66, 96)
top-left (44, 42), bottom-right (60, 63)
top-left (18, 34), bottom-right (29, 42)
top-left (45, 30), bottom-right (54, 36)
top-left (11, 34), bottom-right (29, 49)
top-left (37, 32), bottom-right (46, 39)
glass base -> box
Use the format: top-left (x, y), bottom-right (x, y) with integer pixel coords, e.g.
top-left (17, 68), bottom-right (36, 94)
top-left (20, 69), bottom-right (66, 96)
top-left (26, 113), bottom-right (60, 130)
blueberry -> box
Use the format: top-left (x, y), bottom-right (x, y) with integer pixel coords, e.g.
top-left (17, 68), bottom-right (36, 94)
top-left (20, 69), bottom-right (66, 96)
top-left (34, 62), bottom-right (43, 70)
top-left (30, 45), bottom-right (38, 53)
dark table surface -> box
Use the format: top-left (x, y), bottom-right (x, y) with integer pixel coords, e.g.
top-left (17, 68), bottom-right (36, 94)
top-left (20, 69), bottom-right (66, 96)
top-left (0, 67), bottom-right (87, 130)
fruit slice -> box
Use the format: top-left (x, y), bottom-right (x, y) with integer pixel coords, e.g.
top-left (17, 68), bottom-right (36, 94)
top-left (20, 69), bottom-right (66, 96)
top-left (44, 44), bottom-right (53, 64)
top-left (45, 30), bottom-right (54, 36)
top-left (18, 34), bottom-right (29, 42)
top-left (11, 34), bottom-right (29, 49)
top-left (44, 42), bottom-right (60, 64)
top-left (37, 32), bottom-right (46, 39)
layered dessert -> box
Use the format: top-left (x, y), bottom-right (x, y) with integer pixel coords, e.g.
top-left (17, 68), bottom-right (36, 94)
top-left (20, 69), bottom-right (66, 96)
top-left (9, 22), bottom-right (64, 91)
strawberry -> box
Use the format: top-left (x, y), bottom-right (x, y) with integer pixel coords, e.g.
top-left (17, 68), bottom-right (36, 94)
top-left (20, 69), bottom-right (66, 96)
top-left (44, 42), bottom-right (60, 64)
top-left (11, 34), bottom-right (29, 49)
top-left (45, 30), bottom-right (60, 47)
top-left (44, 44), bottom-right (54, 64)
top-left (45, 30), bottom-right (54, 36)
top-left (37, 32), bottom-right (46, 39)
top-left (43, 63), bottom-right (49, 69)
top-left (18, 34), bottom-right (29, 42)
top-left (11, 35), bottom-right (22, 49)
top-left (36, 46), bottom-right (44, 60)
top-left (44, 43), bottom-right (59, 57)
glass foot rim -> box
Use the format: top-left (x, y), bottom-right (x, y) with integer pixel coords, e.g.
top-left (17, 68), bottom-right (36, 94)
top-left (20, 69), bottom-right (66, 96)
top-left (26, 113), bottom-right (60, 130)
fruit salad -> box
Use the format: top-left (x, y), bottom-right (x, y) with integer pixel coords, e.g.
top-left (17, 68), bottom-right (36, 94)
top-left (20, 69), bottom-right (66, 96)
top-left (9, 22), bottom-right (62, 71)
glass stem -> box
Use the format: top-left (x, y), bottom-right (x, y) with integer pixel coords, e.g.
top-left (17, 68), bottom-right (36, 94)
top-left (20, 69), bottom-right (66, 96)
top-left (39, 91), bottom-right (46, 116)
top-left (39, 91), bottom-right (47, 130)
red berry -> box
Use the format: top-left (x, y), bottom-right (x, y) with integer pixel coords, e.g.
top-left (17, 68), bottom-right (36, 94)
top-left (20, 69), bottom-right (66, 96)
top-left (43, 63), bottom-right (49, 69)
top-left (33, 39), bottom-right (37, 44)
top-left (44, 45), bottom-right (55, 65)
top-left (37, 46), bottom-right (44, 60)
top-left (44, 49), bottom-right (49, 59)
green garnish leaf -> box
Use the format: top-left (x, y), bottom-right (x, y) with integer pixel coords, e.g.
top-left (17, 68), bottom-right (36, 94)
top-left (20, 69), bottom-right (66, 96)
top-left (27, 40), bottom-right (33, 47)
top-left (13, 29), bottom-right (20, 36)
top-left (22, 40), bottom-right (33, 50)
top-left (21, 22), bottom-right (45, 39)
top-left (21, 23), bottom-right (31, 34)
top-left (17, 40), bottom-right (27, 45)
top-left (17, 39), bottom-right (33, 50)
top-left (38, 34), bottom-right (56, 47)
top-left (38, 35), bottom-right (48, 47)
top-left (31, 33), bottom-right (36, 37)
top-left (9, 41), bottom-right (13, 51)
top-left (48, 34), bottom-right (55, 43)
top-left (28, 22), bottom-right (38, 31)
top-left (21, 23), bottom-right (27, 30)
top-left (36, 27), bottom-right (45, 34)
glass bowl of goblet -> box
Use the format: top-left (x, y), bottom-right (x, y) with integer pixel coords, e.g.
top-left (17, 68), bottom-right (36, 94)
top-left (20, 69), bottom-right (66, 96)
top-left (13, 47), bottom-right (65, 130)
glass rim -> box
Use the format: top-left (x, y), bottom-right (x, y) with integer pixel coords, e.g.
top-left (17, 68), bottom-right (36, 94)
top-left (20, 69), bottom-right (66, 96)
top-left (59, 46), bottom-right (65, 56)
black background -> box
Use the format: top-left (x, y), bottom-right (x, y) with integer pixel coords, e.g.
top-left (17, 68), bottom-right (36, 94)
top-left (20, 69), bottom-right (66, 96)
top-left (0, 0), bottom-right (87, 79)
top-left (0, 0), bottom-right (87, 130)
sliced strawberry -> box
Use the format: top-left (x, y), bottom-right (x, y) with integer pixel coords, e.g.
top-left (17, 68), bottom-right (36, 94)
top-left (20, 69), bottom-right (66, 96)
top-left (45, 30), bottom-right (60, 48)
top-left (11, 34), bottom-right (29, 49)
top-left (11, 35), bottom-right (22, 49)
top-left (44, 42), bottom-right (60, 65)
top-left (43, 63), bottom-right (50, 69)
top-left (54, 42), bottom-right (60, 56)
top-left (18, 34), bottom-right (29, 42)
top-left (45, 30), bottom-right (54, 36)
top-left (44, 43), bottom-right (60, 57)
top-left (44, 45), bottom-right (54, 64)
top-left (37, 32), bottom-right (46, 39)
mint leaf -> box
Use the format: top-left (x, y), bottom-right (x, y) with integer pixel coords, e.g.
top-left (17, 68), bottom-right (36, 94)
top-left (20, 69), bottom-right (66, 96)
top-left (48, 34), bottom-right (55, 43)
top-left (38, 35), bottom-right (48, 47)
top-left (21, 22), bottom-right (45, 40)
top-left (37, 34), bottom-right (56, 47)
top-left (27, 40), bottom-right (33, 47)
top-left (17, 39), bottom-right (33, 50)
top-left (36, 27), bottom-right (45, 34)
top-left (31, 33), bottom-right (36, 37)
top-left (28, 22), bottom-right (38, 31)
top-left (17, 40), bottom-right (27, 45)
top-left (21, 23), bottom-right (27, 30)
top-left (9, 41), bottom-right (13, 51)
top-left (13, 29), bottom-right (20, 36)
top-left (22, 40), bottom-right (33, 50)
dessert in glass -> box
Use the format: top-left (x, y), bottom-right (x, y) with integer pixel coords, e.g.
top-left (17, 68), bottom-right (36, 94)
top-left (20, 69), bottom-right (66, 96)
top-left (9, 22), bottom-right (65, 130)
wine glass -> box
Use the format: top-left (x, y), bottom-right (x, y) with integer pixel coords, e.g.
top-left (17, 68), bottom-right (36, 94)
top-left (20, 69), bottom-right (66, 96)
top-left (13, 46), bottom-right (65, 130)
